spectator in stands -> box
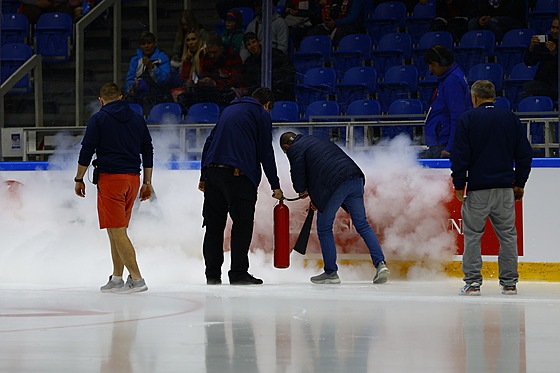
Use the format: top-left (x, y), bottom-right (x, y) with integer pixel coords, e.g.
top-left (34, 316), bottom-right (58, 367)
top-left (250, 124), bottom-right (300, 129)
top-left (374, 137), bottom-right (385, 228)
top-left (308, 0), bottom-right (364, 47)
top-left (180, 31), bottom-right (207, 88)
top-left (420, 45), bottom-right (472, 159)
top-left (19, 0), bottom-right (76, 24)
top-left (125, 31), bottom-right (171, 116)
top-left (241, 0), bottom-right (289, 60)
top-left (216, 0), bottom-right (254, 19)
top-left (221, 9), bottom-right (245, 53)
top-left (172, 10), bottom-right (209, 64)
top-left (177, 35), bottom-right (246, 113)
top-left (242, 32), bottom-right (295, 100)
top-left (467, 0), bottom-right (526, 42)
top-left (281, 0), bottom-right (321, 49)
top-left (430, 0), bottom-right (477, 43)
top-left (522, 16), bottom-right (559, 101)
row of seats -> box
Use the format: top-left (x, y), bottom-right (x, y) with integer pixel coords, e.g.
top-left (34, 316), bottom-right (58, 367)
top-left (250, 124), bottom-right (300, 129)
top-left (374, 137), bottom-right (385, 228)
top-left (0, 12), bottom-right (73, 62)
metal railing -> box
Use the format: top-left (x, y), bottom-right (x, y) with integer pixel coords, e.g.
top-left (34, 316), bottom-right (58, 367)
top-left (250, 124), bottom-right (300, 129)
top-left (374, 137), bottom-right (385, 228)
top-left (0, 54), bottom-right (44, 128)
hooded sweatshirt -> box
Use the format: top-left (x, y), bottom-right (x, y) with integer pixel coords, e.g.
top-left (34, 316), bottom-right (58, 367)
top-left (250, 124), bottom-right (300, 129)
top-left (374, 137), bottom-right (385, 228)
top-left (79, 100), bottom-right (154, 174)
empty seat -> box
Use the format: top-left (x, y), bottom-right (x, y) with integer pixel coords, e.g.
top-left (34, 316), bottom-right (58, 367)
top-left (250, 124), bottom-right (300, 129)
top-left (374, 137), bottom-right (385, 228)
top-left (453, 30), bottom-right (495, 75)
top-left (366, 1), bottom-right (407, 45)
top-left (304, 100), bottom-right (341, 140)
top-left (186, 102), bottom-right (220, 123)
top-left (147, 103), bottom-right (182, 123)
top-left (331, 34), bottom-right (372, 80)
top-left (34, 12), bottom-right (73, 62)
top-left (386, 98), bottom-right (424, 139)
top-left (335, 66), bottom-right (377, 113)
top-left (494, 96), bottom-right (511, 110)
top-left (1, 14), bottom-right (30, 46)
top-left (528, 0), bottom-right (558, 34)
top-left (503, 62), bottom-right (538, 110)
top-left (371, 32), bottom-right (412, 78)
top-left (129, 103), bottom-right (144, 117)
top-left (517, 96), bottom-right (554, 144)
top-left (270, 101), bottom-right (299, 122)
top-left (376, 65), bottom-right (418, 113)
top-left (468, 63), bottom-right (504, 92)
top-left (291, 35), bottom-right (332, 81)
top-left (1, 43), bottom-right (33, 93)
top-left (294, 67), bottom-right (336, 115)
top-left (412, 31), bottom-right (454, 77)
top-left (405, 0), bottom-right (436, 44)
top-left (495, 29), bottom-right (535, 75)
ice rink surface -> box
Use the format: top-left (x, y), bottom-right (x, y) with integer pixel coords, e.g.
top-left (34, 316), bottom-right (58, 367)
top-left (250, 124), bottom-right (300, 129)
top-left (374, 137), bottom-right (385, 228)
top-left (2, 279), bottom-right (560, 373)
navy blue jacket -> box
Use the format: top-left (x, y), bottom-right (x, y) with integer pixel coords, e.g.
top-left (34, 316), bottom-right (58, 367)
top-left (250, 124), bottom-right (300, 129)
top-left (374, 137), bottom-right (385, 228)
top-left (78, 100), bottom-right (154, 174)
top-left (201, 97), bottom-right (280, 190)
top-left (287, 135), bottom-right (364, 212)
top-left (450, 102), bottom-right (532, 192)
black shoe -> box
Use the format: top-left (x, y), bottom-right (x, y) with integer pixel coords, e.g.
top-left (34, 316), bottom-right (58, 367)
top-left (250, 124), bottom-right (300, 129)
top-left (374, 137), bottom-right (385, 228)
top-left (206, 278), bottom-right (222, 285)
top-left (230, 273), bottom-right (263, 285)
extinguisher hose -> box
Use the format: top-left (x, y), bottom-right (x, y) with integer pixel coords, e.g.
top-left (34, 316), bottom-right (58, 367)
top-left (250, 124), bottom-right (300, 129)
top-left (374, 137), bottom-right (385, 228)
top-left (282, 196), bottom-right (303, 202)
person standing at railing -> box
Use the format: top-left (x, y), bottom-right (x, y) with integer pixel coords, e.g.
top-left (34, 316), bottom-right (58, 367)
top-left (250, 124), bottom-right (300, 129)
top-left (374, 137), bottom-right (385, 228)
top-left (420, 45), bottom-right (472, 159)
top-left (451, 80), bottom-right (532, 296)
top-left (74, 82), bottom-right (154, 294)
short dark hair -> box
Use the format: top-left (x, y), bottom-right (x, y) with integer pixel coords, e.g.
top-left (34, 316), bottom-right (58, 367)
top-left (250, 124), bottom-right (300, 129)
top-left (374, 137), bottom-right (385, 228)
top-left (139, 31), bottom-right (156, 45)
top-left (243, 32), bottom-right (258, 46)
top-left (424, 45), bottom-right (455, 66)
top-left (99, 82), bottom-right (121, 101)
top-left (280, 132), bottom-right (297, 148)
top-left (252, 87), bottom-right (274, 109)
top-left (206, 34), bottom-right (224, 48)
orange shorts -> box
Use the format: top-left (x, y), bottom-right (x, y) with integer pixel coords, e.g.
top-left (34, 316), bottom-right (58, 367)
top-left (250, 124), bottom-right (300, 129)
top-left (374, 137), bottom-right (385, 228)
top-left (97, 173), bottom-right (140, 229)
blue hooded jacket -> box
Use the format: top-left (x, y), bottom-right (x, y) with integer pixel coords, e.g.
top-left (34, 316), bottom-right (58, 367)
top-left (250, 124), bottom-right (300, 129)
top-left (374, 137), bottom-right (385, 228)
top-left (451, 102), bottom-right (532, 192)
top-left (125, 47), bottom-right (171, 90)
top-left (201, 97), bottom-right (280, 190)
top-left (425, 64), bottom-right (472, 152)
top-left (286, 135), bottom-right (363, 212)
top-left (79, 100), bottom-right (154, 174)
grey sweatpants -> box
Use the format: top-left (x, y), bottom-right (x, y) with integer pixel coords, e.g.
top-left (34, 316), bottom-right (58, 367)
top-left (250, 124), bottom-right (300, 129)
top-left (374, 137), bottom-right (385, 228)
top-left (461, 188), bottom-right (519, 286)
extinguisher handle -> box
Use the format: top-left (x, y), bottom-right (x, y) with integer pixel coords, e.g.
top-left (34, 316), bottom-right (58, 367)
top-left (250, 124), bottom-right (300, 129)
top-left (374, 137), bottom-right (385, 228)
top-left (282, 196), bottom-right (303, 202)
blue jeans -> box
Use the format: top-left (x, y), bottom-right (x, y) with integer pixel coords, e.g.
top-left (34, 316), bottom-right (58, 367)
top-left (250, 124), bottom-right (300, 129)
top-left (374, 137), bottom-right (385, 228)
top-left (316, 178), bottom-right (385, 273)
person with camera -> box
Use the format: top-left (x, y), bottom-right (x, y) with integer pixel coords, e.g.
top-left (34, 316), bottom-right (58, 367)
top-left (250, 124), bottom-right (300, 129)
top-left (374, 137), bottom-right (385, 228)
top-left (522, 16), bottom-right (559, 101)
top-left (74, 82), bottom-right (154, 294)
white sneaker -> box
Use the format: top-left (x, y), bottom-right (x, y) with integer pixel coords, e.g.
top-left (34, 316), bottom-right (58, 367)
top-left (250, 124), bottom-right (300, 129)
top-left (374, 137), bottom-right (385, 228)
top-left (310, 271), bottom-right (341, 284)
top-left (373, 261), bottom-right (390, 284)
top-left (115, 275), bottom-right (148, 294)
top-left (100, 275), bottom-right (124, 293)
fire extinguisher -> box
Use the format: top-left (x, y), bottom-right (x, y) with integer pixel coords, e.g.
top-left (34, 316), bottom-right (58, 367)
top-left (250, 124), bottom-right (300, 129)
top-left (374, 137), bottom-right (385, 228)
top-left (274, 199), bottom-right (290, 268)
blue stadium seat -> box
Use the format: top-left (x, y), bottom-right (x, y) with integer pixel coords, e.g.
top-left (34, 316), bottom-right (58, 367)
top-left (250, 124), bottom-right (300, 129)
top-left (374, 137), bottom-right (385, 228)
top-left (503, 63), bottom-right (538, 110)
top-left (147, 103), bottom-right (182, 123)
top-left (294, 67), bottom-right (336, 115)
top-left (366, 1), bottom-right (407, 45)
top-left (1, 14), bottom-right (30, 46)
top-left (495, 29), bottom-right (535, 75)
top-left (528, 0), bottom-right (558, 34)
top-left (453, 30), bottom-right (495, 75)
top-left (129, 103), bottom-right (144, 117)
top-left (335, 66), bottom-right (377, 114)
top-left (517, 96), bottom-right (554, 144)
top-left (304, 101), bottom-right (341, 140)
top-left (468, 63), bottom-right (504, 92)
top-left (34, 12), bottom-right (73, 62)
top-left (412, 31), bottom-right (455, 77)
top-left (494, 96), bottom-right (511, 110)
top-left (291, 35), bottom-right (332, 81)
top-left (371, 32), bottom-right (412, 79)
top-left (417, 73), bottom-right (438, 112)
top-left (405, 0), bottom-right (436, 44)
top-left (1, 43), bottom-right (33, 93)
top-left (271, 101), bottom-right (299, 122)
top-left (376, 65), bottom-right (418, 113)
top-left (186, 102), bottom-right (220, 123)
top-left (386, 98), bottom-right (424, 139)
top-left (347, 99), bottom-right (381, 146)
top-left (331, 34), bottom-right (372, 80)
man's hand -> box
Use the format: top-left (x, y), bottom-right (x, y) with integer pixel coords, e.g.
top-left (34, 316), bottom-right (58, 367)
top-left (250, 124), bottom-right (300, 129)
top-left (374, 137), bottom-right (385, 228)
top-left (198, 181), bottom-right (205, 193)
top-left (75, 181), bottom-right (86, 198)
top-left (545, 40), bottom-right (557, 55)
top-left (513, 186), bottom-right (524, 201)
top-left (478, 16), bottom-right (490, 27)
top-left (272, 188), bottom-right (283, 200)
top-left (441, 149), bottom-right (451, 158)
top-left (299, 190), bottom-right (309, 199)
top-left (455, 189), bottom-right (465, 202)
top-left (139, 184), bottom-right (152, 201)
top-left (142, 56), bottom-right (154, 69)
top-left (309, 202), bottom-right (317, 211)
top-left (286, 8), bottom-right (298, 15)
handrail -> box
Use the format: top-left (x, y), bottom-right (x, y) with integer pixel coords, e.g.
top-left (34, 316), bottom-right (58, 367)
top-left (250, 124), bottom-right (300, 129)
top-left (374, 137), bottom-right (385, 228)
top-left (0, 54), bottom-right (43, 128)
top-left (75, 0), bottom-right (121, 126)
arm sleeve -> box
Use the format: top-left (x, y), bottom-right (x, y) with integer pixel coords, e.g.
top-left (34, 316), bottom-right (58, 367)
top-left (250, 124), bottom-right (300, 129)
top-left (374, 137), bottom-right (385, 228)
top-left (513, 116), bottom-right (532, 188)
top-left (274, 19), bottom-right (289, 54)
top-left (450, 116), bottom-right (470, 190)
top-left (258, 111), bottom-right (281, 190)
top-left (287, 148), bottom-right (307, 194)
top-left (200, 126), bottom-right (216, 181)
top-left (126, 55), bottom-right (138, 90)
top-left (216, 53), bottom-right (244, 89)
top-left (141, 125), bottom-right (154, 169)
top-left (152, 52), bottom-right (171, 85)
top-left (78, 117), bottom-right (99, 167)
top-left (444, 76), bottom-right (469, 152)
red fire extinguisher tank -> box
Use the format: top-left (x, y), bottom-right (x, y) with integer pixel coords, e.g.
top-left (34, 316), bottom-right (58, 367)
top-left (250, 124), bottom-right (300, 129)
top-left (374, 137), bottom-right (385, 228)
top-left (274, 200), bottom-right (290, 268)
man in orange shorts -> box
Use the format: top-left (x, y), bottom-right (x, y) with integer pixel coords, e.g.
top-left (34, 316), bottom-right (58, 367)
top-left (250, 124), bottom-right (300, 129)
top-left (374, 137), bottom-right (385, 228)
top-left (74, 82), bottom-right (154, 294)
